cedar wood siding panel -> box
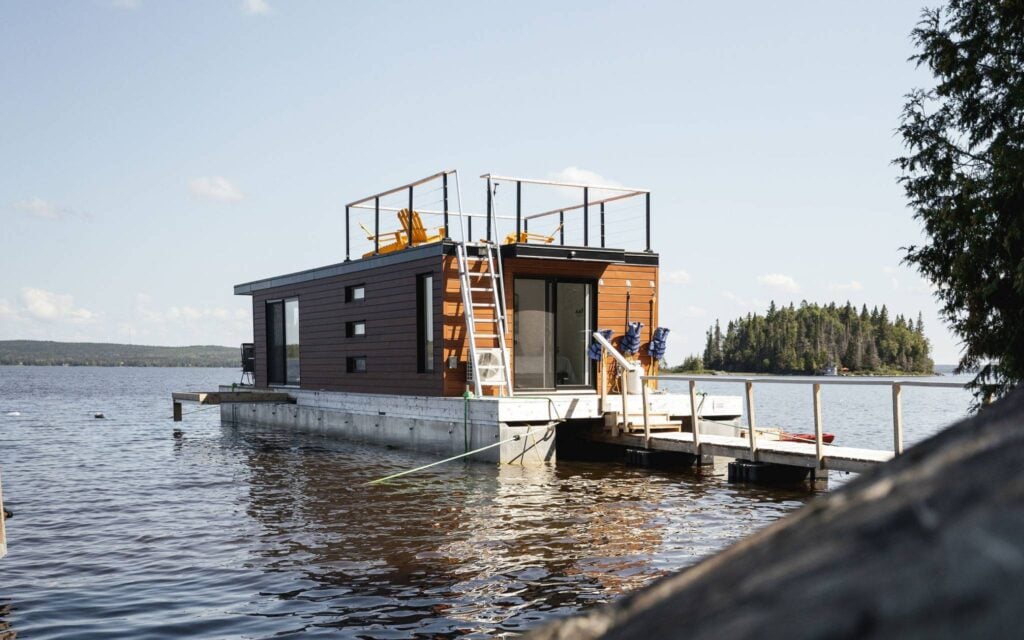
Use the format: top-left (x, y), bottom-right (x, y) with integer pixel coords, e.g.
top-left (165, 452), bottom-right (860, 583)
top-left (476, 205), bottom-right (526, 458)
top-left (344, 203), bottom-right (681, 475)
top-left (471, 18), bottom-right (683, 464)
top-left (249, 254), bottom-right (444, 395)
top-left (441, 256), bottom-right (658, 396)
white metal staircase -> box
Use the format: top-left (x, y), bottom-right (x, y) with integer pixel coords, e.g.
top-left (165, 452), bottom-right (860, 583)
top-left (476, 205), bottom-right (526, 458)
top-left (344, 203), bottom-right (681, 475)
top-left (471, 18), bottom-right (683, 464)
top-left (456, 241), bottom-right (513, 397)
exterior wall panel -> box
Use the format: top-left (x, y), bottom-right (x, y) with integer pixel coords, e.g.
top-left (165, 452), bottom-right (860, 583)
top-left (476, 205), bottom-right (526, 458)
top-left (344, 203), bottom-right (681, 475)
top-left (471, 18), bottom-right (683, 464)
top-left (441, 255), bottom-right (659, 397)
top-left (248, 254), bottom-right (444, 395)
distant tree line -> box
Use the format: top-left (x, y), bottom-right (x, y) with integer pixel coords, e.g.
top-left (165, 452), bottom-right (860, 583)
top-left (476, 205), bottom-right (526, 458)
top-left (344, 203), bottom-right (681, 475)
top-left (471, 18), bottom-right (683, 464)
top-left (695, 302), bottom-right (933, 374)
top-left (0, 341), bottom-right (240, 368)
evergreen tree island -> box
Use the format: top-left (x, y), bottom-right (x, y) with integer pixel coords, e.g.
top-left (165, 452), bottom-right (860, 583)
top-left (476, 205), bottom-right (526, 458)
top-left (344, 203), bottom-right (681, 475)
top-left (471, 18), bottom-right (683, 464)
top-left (679, 301), bottom-right (934, 375)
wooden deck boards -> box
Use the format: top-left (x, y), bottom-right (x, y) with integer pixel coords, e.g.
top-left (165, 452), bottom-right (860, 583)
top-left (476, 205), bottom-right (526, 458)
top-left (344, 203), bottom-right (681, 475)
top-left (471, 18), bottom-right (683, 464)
top-left (591, 429), bottom-right (893, 473)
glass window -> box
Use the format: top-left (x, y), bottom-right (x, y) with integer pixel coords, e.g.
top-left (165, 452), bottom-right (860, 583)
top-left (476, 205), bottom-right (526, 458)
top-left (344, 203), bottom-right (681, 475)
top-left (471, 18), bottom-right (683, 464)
top-left (417, 274), bottom-right (434, 372)
top-left (513, 278), bottom-right (553, 389)
top-left (347, 356), bottom-right (367, 373)
top-left (284, 299), bottom-right (300, 385)
top-left (513, 278), bottom-right (593, 390)
top-left (267, 298), bottom-right (299, 385)
top-left (346, 320), bottom-right (366, 337)
top-left (346, 284), bottom-right (365, 302)
top-left (267, 301), bottom-right (285, 385)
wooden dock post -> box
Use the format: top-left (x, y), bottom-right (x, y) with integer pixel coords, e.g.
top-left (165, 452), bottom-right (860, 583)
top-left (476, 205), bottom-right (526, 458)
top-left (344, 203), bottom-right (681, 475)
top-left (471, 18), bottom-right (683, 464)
top-left (641, 381), bottom-right (651, 448)
top-left (813, 383), bottom-right (824, 467)
top-left (892, 382), bottom-right (904, 455)
top-left (689, 380), bottom-right (702, 452)
top-left (173, 401), bottom-right (183, 422)
top-left (745, 380), bottom-right (757, 459)
top-left (619, 366), bottom-right (629, 436)
top-left (600, 356), bottom-right (607, 413)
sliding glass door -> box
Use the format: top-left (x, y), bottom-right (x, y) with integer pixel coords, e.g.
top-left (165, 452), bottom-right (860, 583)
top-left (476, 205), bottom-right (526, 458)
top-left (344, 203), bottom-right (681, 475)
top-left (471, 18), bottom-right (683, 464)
top-left (267, 298), bottom-right (300, 385)
top-left (513, 278), bottom-right (594, 391)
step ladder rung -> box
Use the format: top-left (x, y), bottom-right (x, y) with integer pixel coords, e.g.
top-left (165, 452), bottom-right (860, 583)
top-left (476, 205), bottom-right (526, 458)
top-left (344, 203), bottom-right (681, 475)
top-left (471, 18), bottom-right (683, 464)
top-left (471, 302), bottom-right (496, 307)
top-left (475, 333), bottom-right (499, 339)
top-left (469, 287), bottom-right (493, 292)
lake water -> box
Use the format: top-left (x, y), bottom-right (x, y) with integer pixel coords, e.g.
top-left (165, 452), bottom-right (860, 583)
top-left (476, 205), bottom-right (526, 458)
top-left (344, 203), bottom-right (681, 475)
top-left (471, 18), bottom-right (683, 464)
top-left (0, 366), bottom-right (973, 638)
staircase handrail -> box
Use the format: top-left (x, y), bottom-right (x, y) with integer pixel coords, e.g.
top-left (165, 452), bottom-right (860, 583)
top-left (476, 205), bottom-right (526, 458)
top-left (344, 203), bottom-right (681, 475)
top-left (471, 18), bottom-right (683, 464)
top-left (592, 331), bottom-right (636, 371)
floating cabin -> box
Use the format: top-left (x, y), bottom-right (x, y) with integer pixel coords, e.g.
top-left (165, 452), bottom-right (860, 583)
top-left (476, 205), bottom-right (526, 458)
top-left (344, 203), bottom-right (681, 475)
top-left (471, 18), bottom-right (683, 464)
top-left (227, 171), bottom-right (741, 464)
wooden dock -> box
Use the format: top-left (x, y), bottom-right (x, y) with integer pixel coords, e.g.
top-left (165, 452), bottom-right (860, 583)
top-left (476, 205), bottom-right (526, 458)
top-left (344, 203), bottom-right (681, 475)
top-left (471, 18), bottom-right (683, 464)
top-left (585, 339), bottom-right (967, 480)
top-left (172, 390), bottom-right (293, 421)
top-left (589, 430), bottom-right (892, 473)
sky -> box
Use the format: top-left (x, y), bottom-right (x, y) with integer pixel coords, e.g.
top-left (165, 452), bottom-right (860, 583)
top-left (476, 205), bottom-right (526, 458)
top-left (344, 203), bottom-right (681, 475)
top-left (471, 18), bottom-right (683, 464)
top-left (0, 0), bottom-right (962, 363)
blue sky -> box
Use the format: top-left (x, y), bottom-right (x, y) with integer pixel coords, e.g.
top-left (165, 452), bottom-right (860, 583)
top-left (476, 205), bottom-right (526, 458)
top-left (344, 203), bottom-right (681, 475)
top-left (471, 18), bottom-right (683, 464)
top-left (0, 0), bottom-right (959, 363)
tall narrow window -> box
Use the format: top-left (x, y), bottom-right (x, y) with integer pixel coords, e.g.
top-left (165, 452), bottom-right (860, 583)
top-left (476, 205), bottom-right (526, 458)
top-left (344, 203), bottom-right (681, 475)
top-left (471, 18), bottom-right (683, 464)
top-left (417, 273), bottom-right (434, 372)
top-left (267, 298), bottom-right (300, 385)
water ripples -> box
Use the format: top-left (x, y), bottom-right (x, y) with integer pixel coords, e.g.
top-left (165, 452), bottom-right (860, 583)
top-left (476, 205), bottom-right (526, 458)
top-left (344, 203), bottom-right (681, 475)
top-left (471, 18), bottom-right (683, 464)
top-left (1, 366), bottom-right (967, 638)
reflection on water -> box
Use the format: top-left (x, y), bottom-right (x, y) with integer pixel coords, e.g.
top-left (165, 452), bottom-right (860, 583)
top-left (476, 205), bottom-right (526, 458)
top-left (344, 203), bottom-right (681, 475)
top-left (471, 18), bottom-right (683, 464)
top-left (0, 366), bottom-right (960, 638)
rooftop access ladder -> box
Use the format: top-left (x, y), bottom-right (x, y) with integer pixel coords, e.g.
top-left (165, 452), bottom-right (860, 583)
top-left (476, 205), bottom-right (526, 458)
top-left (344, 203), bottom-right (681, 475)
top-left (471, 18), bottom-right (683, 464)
top-left (452, 171), bottom-right (513, 397)
top-left (454, 241), bottom-right (513, 397)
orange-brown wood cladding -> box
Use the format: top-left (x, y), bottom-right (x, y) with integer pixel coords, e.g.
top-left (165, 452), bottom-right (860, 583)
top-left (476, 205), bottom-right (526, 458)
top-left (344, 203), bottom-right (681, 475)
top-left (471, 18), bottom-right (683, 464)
top-left (441, 256), bottom-right (658, 397)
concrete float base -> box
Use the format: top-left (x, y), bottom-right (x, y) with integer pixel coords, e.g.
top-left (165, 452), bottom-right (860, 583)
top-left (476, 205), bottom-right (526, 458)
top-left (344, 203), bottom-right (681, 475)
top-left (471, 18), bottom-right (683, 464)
top-left (220, 395), bottom-right (556, 465)
top-left (728, 459), bottom-right (828, 490)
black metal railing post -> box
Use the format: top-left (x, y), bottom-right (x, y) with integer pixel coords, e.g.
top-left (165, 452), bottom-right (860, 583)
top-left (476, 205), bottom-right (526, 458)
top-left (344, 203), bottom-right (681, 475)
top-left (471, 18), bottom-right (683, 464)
top-left (559, 211), bottom-right (564, 245)
top-left (345, 205), bottom-right (351, 261)
top-left (374, 197), bottom-right (380, 255)
top-left (583, 187), bottom-right (589, 247)
top-left (516, 180), bottom-right (522, 242)
top-left (442, 173), bottom-right (449, 240)
top-left (600, 202), bottom-right (606, 248)
top-left (407, 186), bottom-right (414, 248)
top-left (645, 192), bottom-right (652, 252)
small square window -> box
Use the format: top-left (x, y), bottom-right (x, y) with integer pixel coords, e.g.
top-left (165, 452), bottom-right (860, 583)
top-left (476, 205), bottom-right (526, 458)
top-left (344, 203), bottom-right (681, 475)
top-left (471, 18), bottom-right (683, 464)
top-left (346, 320), bottom-right (366, 337)
top-left (347, 356), bottom-right (367, 373)
top-left (345, 285), bottom-right (365, 302)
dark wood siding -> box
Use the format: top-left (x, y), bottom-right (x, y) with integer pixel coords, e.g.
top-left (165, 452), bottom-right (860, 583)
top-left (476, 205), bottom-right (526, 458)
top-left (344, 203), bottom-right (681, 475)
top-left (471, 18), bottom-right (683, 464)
top-left (250, 254), bottom-right (444, 395)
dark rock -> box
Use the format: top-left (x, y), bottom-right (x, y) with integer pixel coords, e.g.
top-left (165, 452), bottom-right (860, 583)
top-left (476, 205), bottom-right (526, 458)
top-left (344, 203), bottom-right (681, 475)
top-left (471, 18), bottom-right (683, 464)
top-left (528, 388), bottom-right (1024, 640)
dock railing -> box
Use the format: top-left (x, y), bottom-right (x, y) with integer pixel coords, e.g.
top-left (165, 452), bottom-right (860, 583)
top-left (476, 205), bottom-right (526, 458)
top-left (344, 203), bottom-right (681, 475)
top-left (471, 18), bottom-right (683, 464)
top-left (639, 374), bottom-right (967, 460)
top-left (592, 331), bottom-right (638, 437)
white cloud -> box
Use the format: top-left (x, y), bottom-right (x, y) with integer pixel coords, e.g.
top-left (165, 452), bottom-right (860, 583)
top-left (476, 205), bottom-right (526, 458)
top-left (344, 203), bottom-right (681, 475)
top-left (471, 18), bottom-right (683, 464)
top-left (828, 281), bottom-right (863, 293)
top-left (20, 288), bottom-right (95, 322)
top-left (665, 270), bottom-right (691, 285)
top-left (189, 176), bottom-right (243, 202)
top-left (13, 197), bottom-right (86, 221)
top-left (681, 305), bottom-right (707, 318)
top-left (549, 167), bottom-right (623, 188)
top-left (757, 273), bottom-right (800, 293)
top-left (241, 0), bottom-right (271, 15)
top-left (131, 294), bottom-right (251, 345)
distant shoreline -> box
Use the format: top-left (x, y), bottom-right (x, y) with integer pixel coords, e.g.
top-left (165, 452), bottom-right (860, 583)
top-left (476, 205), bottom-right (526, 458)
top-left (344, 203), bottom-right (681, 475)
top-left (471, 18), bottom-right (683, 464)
top-left (0, 363), bottom-right (240, 368)
top-left (663, 369), bottom-right (953, 378)
top-left (0, 340), bottom-right (239, 368)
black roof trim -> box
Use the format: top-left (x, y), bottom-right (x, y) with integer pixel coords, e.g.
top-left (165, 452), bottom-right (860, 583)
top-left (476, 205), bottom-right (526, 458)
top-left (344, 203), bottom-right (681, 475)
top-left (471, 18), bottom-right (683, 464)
top-left (234, 243), bottom-right (445, 295)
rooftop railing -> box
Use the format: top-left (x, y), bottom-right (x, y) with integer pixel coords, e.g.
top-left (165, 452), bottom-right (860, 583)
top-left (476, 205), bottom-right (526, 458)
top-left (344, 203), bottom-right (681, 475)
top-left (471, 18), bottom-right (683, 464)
top-left (343, 170), bottom-right (653, 261)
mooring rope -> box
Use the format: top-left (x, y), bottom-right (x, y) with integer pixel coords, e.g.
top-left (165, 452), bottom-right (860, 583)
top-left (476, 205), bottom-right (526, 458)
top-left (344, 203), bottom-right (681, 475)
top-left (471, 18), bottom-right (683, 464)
top-left (365, 423), bottom-right (556, 485)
